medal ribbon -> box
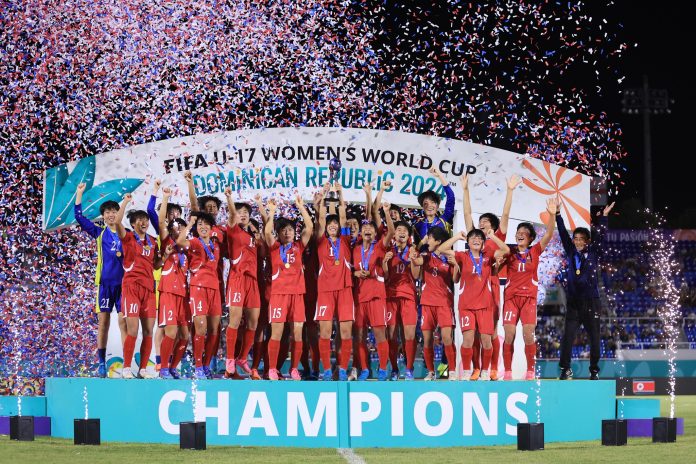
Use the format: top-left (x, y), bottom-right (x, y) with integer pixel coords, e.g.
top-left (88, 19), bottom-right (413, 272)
top-left (329, 237), bottom-right (340, 261)
top-left (280, 243), bottom-right (292, 267)
top-left (134, 232), bottom-right (152, 250)
top-left (361, 241), bottom-right (376, 271)
top-left (469, 251), bottom-right (482, 276)
top-left (198, 237), bottom-right (215, 260)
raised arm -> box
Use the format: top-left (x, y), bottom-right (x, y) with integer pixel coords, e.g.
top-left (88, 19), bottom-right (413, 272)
top-left (372, 180), bottom-right (390, 226)
top-left (500, 175), bottom-right (522, 236)
top-left (159, 187), bottom-right (172, 241)
top-left (381, 201), bottom-right (395, 247)
top-left (315, 191), bottom-right (327, 238)
top-left (592, 201), bottom-right (614, 248)
top-left (147, 179), bottom-right (162, 235)
top-left (437, 230), bottom-right (467, 254)
top-left (539, 198), bottom-right (557, 250)
top-left (176, 216), bottom-right (196, 248)
top-left (264, 199), bottom-right (278, 247)
top-left (183, 170), bottom-right (199, 212)
top-left (74, 182), bottom-right (101, 238)
top-left (225, 187), bottom-right (238, 227)
top-left (409, 246), bottom-right (423, 279)
top-left (115, 194), bottom-right (131, 239)
top-left (297, 195), bottom-right (314, 246)
top-left (555, 197), bottom-right (575, 256)
top-left (362, 181), bottom-right (373, 223)
top-left (460, 174), bottom-right (474, 233)
top-left (431, 167), bottom-right (455, 223)
top-left (486, 228), bottom-right (510, 256)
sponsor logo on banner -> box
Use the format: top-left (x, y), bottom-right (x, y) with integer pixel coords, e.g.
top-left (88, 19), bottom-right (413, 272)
top-left (633, 379), bottom-right (656, 394)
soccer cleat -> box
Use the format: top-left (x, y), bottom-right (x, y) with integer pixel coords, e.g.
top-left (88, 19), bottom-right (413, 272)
top-left (322, 369), bottom-right (333, 381)
top-left (338, 368), bottom-right (348, 381)
top-left (347, 367), bottom-right (358, 381)
top-left (503, 370), bottom-right (513, 381)
top-left (525, 370), bottom-right (536, 381)
top-left (460, 370), bottom-right (473, 381)
top-left (236, 358), bottom-right (251, 375)
top-left (122, 369), bottom-right (135, 379)
top-left (194, 367), bottom-right (207, 380)
top-left (470, 368), bottom-right (481, 381)
top-left (490, 369), bottom-right (499, 381)
top-left (423, 371), bottom-right (436, 381)
top-left (310, 371), bottom-right (320, 381)
top-left (290, 368), bottom-right (301, 381)
top-left (590, 371), bottom-right (599, 380)
top-left (139, 368), bottom-right (156, 379)
top-left (225, 359), bottom-right (236, 376)
top-left (97, 363), bottom-right (107, 378)
top-left (436, 363), bottom-right (448, 378)
top-left (268, 368), bottom-right (279, 381)
top-left (169, 368), bottom-right (181, 379)
top-left (377, 369), bottom-right (388, 381)
top-left (448, 371), bottom-right (459, 381)
top-left (559, 368), bottom-right (573, 380)
top-left (203, 366), bottom-right (212, 379)
top-left (404, 369), bottom-right (414, 381)
top-left (390, 370), bottom-right (399, 381)
top-left (358, 369), bottom-right (370, 381)
top-left (159, 369), bottom-right (173, 379)
top-left (250, 369), bottom-right (262, 380)
top-left (480, 370), bottom-right (491, 381)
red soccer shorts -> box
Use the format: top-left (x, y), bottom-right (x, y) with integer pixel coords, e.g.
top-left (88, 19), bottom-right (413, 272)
top-left (420, 305), bottom-right (454, 331)
top-left (386, 297), bottom-right (418, 327)
top-left (268, 294), bottom-right (306, 323)
top-left (503, 296), bottom-right (537, 326)
top-left (460, 308), bottom-right (495, 335)
top-left (158, 292), bottom-right (188, 327)
top-left (315, 288), bottom-right (355, 322)
top-left (121, 283), bottom-right (156, 319)
top-left (354, 299), bottom-right (387, 328)
top-left (189, 285), bottom-right (222, 318)
top-left (226, 273), bottom-right (261, 309)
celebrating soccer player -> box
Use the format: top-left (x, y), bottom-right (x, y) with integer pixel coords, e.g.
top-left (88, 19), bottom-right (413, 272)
top-left (74, 182), bottom-right (127, 377)
top-left (264, 195), bottom-right (314, 380)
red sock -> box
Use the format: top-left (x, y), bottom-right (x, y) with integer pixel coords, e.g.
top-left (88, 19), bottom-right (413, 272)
top-left (171, 338), bottom-right (188, 369)
top-left (291, 340), bottom-right (303, 369)
top-left (503, 342), bottom-right (514, 372)
top-left (123, 334), bottom-right (137, 368)
top-left (405, 339), bottom-right (416, 370)
top-left (445, 344), bottom-right (456, 372)
top-left (388, 338), bottom-right (399, 371)
top-left (472, 336), bottom-right (481, 370)
top-left (225, 327), bottom-right (238, 359)
top-left (491, 335), bottom-right (501, 371)
top-left (193, 335), bottom-right (205, 368)
top-left (358, 341), bottom-right (368, 371)
top-left (525, 343), bottom-right (536, 372)
top-left (460, 346), bottom-right (473, 371)
top-left (482, 347), bottom-right (493, 370)
top-left (139, 336), bottom-right (153, 370)
top-left (319, 338), bottom-right (332, 372)
top-left (204, 332), bottom-right (219, 367)
top-left (377, 340), bottom-right (389, 370)
top-left (239, 329), bottom-right (255, 361)
top-left (340, 339), bottom-right (352, 370)
top-left (267, 339), bottom-right (280, 372)
top-left (160, 335), bottom-right (175, 369)
top-left (423, 346), bottom-right (434, 372)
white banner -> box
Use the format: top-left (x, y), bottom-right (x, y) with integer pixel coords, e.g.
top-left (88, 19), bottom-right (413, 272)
top-left (43, 127), bottom-right (591, 232)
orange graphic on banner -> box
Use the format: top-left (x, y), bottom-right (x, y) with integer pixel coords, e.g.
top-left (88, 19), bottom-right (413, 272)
top-left (522, 159), bottom-right (590, 230)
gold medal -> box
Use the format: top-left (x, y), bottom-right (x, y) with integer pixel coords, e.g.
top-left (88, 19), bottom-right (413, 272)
top-left (576, 269), bottom-right (581, 275)
top-left (285, 263), bottom-right (290, 269)
top-left (335, 260), bottom-right (340, 266)
top-left (116, 251), bottom-right (122, 257)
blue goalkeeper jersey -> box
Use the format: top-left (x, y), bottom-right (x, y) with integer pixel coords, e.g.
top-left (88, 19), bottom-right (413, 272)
top-left (74, 204), bottom-right (124, 285)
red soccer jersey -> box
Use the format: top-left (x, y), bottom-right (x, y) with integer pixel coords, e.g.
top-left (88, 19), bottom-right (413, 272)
top-left (420, 252), bottom-right (454, 307)
top-left (504, 243), bottom-right (543, 299)
top-left (270, 240), bottom-right (306, 295)
top-left (352, 240), bottom-right (387, 303)
top-left (317, 235), bottom-right (353, 292)
top-left (158, 237), bottom-right (188, 296)
top-left (455, 250), bottom-right (495, 310)
top-left (385, 245), bottom-right (416, 300)
top-left (227, 224), bottom-right (258, 279)
top-left (188, 237), bottom-right (221, 289)
top-left (484, 229), bottom-right (507, 279)
top-left (122, 232), bottom-right (158, 289)
top-left (211, 224), bottom-right (227, 280)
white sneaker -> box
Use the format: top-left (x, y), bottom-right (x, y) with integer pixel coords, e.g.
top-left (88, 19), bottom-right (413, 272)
top-left (423, 371), bottom-right (436, 381)
top-left (139, 368), bottom-right (156, 379)
top-left (448, 371), bottom-right (459, 381)
top-left (348, 367), bottom-right (358, 381)
top-left (460, 369), bottom-right (473, 381)
top-left (122, 369), bottom-right (134, 379)
top-left (479, 370), bottom-right (491, 381)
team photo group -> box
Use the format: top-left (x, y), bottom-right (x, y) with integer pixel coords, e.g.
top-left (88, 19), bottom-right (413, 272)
top-left (77, 165), bottom-right (611, 383)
